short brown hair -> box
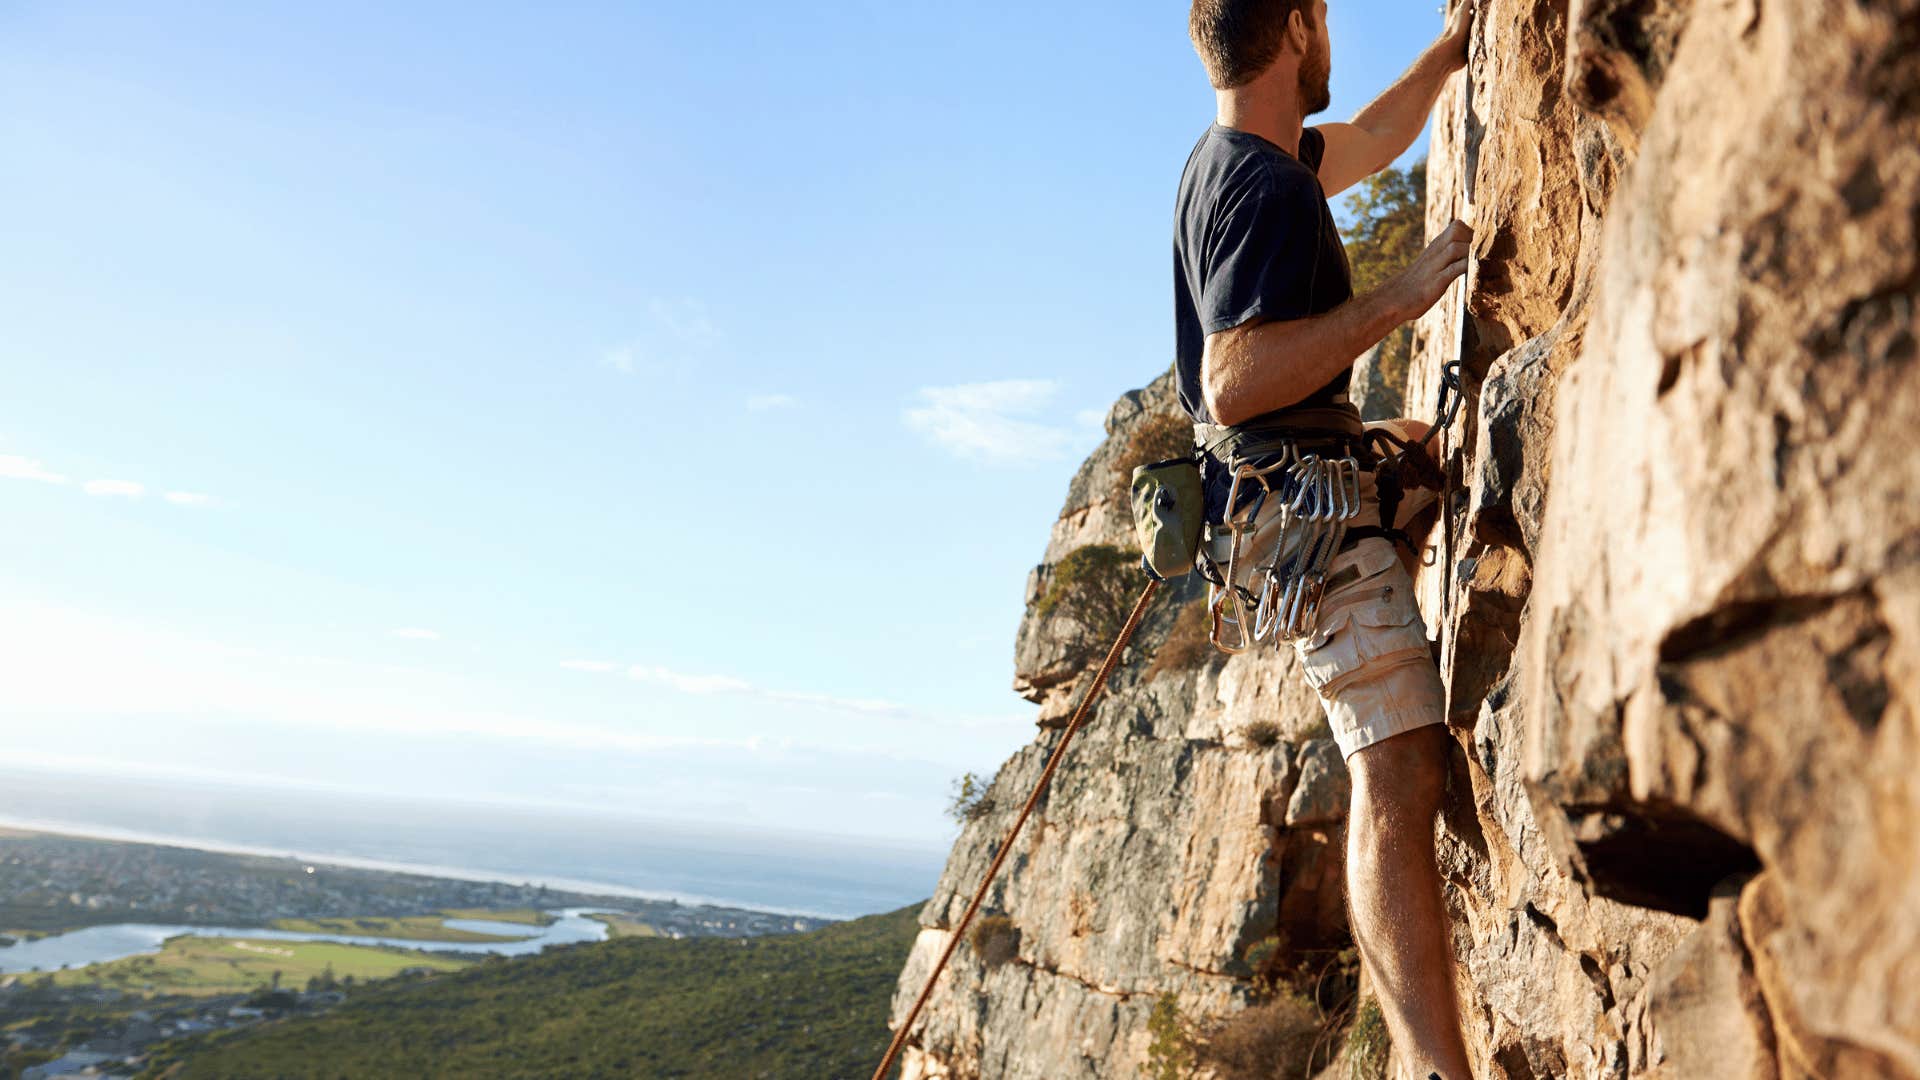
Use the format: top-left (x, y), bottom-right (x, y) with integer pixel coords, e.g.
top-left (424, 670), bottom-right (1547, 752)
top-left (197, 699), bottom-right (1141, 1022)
top-left (1189, 0), bottom-right (1315, 89)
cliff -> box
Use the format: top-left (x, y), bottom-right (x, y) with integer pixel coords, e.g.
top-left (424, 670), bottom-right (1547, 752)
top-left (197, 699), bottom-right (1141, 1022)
top-left (885, 0), bottom-right (1920, 1076)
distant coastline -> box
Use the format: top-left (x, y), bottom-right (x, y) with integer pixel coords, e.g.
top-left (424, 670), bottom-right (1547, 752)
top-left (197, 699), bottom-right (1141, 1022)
top-left (0, 815), bottom-right (843, 922)
top-left (0, 766), bottom-right (946, 920)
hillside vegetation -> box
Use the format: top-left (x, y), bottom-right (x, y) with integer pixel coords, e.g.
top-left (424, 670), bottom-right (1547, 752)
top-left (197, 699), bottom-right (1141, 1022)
top-left (141, 901), bottom-right (923, 1079)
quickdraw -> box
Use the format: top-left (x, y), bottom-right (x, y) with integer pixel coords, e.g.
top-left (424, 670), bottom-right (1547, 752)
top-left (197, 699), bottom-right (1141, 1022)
top-left (1201, 356), bottom-right (1463, 657)
top-left (1205, 443), bottom-right (1365, 653)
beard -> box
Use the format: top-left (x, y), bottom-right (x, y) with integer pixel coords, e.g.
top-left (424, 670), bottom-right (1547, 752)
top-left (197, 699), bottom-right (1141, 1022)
top-left (1298, 38), bottom-right (1332, 115)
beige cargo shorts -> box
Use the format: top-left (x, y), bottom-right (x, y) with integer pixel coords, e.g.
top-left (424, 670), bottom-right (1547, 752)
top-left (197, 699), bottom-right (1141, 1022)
top-left (1214, 420), bottom-right (1445, 762)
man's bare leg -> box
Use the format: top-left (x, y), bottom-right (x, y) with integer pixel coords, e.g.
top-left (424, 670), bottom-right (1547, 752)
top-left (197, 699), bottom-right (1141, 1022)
top-left (1345, 723), bottom-right (1473, 1079)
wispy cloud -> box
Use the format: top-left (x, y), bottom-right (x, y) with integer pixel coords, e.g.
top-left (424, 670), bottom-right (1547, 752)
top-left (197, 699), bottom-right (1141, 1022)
top-left (745, 393), bottom-right (797, 413)
top-left (4, 453), bottom-right (221, 506)
top-left (764, 689), bottom-right (909, 717)
top-left (0, 455), bottom-right (68, 484)
top-left (903, 379), bottom-right (1079, 463)
top-left (83, 479), bottom-right (145, 498)
top-left (646, 298), bottom-right (718, 348)
top-left (572, 658), bottom-right (909, 715)
top-left (599, 345), bottom-right (642, 375)
top-left (574, 657), bottom-right (1029, 733)
top-left (601, 298), bottom-right (721, 376)
top-left (390, 627), bottom-right (441, 641)
top-left (626, 664), bottom-right (753, 696)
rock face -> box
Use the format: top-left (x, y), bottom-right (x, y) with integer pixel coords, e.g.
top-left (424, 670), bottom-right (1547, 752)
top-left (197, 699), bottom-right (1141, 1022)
top-left (885, 0), bottom-right (1920, 1076)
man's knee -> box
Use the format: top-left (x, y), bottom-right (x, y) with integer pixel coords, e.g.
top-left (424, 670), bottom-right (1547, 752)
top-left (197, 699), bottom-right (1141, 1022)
top-left (1348, 723), bottom-right (1448, 819)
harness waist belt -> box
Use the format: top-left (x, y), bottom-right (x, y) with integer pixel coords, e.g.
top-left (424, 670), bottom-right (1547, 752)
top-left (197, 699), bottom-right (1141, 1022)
top-left (1195, 405), bottom-right (1368, 465)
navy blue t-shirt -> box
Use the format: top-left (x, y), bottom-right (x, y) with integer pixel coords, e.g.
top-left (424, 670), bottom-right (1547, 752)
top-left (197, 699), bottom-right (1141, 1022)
top-left (1172, 123), bottom-right (1354, 426)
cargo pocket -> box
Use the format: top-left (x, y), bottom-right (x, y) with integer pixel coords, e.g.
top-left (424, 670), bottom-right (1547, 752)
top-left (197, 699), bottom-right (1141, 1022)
top-left (1293, 580), bottom-right (1430, 697)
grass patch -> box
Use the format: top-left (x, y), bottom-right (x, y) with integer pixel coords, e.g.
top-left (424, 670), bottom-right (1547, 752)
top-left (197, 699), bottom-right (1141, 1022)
top-left (52, 935), bottom-right (470, 997)
top-left (268, 915), bottom-right (522, 943)
top-left (143, 902), bottom-right (925, 1079)
top-left (1196, 989), bottom-right (1322, 1080)
top-left (587, 913), bottom-right (658, 938)
top-left (1242, 719), bottom-right (1283, 748)
top-left (1144, 598), bottom-right (1219, 680)
top-left (1345, 997), bottom-right (1390, 1080)
top-left (967, 914), bottom-right (1019, 969)
top-left (437, 907), bottom-right (556, 927)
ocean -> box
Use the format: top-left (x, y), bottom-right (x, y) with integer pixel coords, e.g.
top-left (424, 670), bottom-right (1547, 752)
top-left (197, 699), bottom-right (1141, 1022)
top-left (0, 767), bottom-right (949, 921)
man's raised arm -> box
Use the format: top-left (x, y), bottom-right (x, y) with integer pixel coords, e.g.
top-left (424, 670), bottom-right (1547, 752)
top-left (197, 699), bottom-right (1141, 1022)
top-left (1201, 218), bottom-right (1471, 427)
top-left (1314, 1), bottom-right (1473, 197)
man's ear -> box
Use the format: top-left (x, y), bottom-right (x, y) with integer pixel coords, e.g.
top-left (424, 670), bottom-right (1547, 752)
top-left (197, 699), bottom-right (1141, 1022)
top-left (1283, 8), bottom-right (1310, 55)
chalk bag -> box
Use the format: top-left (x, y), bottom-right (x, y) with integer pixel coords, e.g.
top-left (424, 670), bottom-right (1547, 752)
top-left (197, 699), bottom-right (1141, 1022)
top-left (1131, 456), bottom-right (1203, 581)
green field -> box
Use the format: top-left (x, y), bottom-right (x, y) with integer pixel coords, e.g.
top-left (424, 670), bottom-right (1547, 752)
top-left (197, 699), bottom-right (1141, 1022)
top-left (142, 901), bottom-right (922, 1078)
top-left (53, 935), bottom-right (473, 996)
top-left (436, 907), bottom-right (556, 926)
top-left (267, 915), bottom-right (523, 943)
top-left (585, 912), bottom-right (658, 938)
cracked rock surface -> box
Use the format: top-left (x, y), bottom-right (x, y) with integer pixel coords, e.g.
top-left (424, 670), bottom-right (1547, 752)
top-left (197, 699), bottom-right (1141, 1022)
top-left (887, 0), bottom-right (1919, 1075)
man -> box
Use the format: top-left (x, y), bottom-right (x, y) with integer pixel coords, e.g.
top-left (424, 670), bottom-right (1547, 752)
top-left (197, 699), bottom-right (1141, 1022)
top-left (1174, 1), bottom-right (1476, 1077)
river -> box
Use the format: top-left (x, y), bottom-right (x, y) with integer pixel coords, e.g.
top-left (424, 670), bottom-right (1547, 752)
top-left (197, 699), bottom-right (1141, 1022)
top-left (0, 907), bottom-right (612, 975)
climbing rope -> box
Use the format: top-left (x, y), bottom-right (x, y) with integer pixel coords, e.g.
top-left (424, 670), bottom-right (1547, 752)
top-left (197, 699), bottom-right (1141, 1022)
top-left (870, 579), bottom-right (1161, 1080)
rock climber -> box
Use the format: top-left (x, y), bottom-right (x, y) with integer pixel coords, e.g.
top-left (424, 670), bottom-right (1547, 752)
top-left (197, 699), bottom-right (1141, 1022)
top-left (1174, 1), bottom-right (1477, 1076)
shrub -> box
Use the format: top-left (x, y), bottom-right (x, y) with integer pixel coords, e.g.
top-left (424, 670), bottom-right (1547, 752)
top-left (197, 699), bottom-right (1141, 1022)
top-left (1035, 544), bottom-right (1139, 651)
top-left (945, 771), bottom-right (996, 826)
top-left (1243, 934), bottom-right (1284, 984)
top-left (967, 914), bottom-right (1019, 969)
top-left (1345, 997), bottom-right (1391, 1080)
top-left (1195, 989), bottom-right (1324, 1080)
top-left (1143, 599), bottom-right (1218, 680)
top-left (1145, 991), bottom-right (1200, 1080)
top-left (1111, 407), bottom-right (1197, 510)
top-left (1242, 719), bottom-right (1283, 749)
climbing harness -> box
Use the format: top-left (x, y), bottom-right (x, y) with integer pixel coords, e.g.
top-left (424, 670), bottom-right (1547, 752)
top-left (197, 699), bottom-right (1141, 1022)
top-left (1202, 441), bottom-right (1366, 652)
top-left (870, 580), bottom-right (1161, 1080)
top-left (1188, 389), bottom-right (1460, 657)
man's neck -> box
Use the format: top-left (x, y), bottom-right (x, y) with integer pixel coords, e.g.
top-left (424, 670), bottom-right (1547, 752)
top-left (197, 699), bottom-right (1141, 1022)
top-left (1215, 81), bottom-right (1305, 157)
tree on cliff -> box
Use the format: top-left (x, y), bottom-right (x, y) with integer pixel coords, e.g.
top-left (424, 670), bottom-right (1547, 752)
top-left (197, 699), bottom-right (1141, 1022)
top-left (1339, 159), bottom-right (1426, 412)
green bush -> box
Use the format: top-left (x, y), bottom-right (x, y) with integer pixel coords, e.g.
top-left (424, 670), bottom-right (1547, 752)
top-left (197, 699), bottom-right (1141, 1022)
top-left (945, 771), bottom-right (996, 826)
top-left (1346, 997), bottom-right (1391, 1080)
top-left (137, 904), bottom-right (926, 1079)
top-left (1035, 544), bottom-right (1139, 652)
top-left (1341, 160), bottom-right (1426, 420)
top-left (1145, 991), bottom-right (1199, 1080)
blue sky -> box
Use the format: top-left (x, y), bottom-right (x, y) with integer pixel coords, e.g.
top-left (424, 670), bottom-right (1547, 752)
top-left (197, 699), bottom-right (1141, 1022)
top-left (0, 1), bottom-right (1441, 853)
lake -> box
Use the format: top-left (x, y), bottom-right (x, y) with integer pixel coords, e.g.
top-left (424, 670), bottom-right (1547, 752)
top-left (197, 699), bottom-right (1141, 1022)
top-left (0, 907), bottom-right (612, 975)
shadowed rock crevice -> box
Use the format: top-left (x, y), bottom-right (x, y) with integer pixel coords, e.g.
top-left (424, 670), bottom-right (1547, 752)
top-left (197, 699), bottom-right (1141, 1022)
top-left (1560, 802), bottom-right (1761, 919)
